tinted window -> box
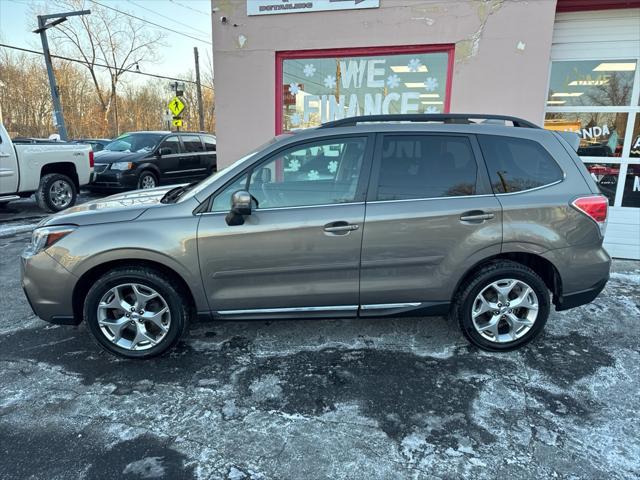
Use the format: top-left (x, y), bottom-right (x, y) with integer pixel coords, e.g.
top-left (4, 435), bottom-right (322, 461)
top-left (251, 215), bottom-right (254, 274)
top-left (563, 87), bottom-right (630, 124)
top-left (376, 135), bottom-right (477, 201)
top-left (182, 135), bottom-right (204, 153)
top-left (478, 135), bottom-right (563, 193)
top-left (159, 136), bottom-right (181, 154)
top-left (248, 138), bottom-right (366, 209)
top-left (203, 136), bottom-right (216, 152)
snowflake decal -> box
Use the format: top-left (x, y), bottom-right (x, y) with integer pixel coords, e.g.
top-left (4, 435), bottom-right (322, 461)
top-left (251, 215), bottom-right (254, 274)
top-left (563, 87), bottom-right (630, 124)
top-left (386, 74), bottom-right (400, 89)
top-left (307, 170), bottom-right (320, 180)
top-left (290, 112), bottom-right (301, 127)
top-left (408, 58), bottom-right (422, 72)
top-left (288, 159), bottom-right (301, 171)
top-left (424, 77), bottom-right (439, 92)
top-left (327, 160), bottom-right (338, 173)
top-left (425, 105), bottom-right (440, 113)
top-left (289, 82), bottom-right (300, 95)
top-left (323, 75), bottom-right (337, 89)
top-left (303, 64), bottom-right (316, 77)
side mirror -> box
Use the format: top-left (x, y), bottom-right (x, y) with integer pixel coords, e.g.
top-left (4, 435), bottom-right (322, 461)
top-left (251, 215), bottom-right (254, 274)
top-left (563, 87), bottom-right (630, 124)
top-left (225, 190), bottom-right (252, 226)
top-left (157, 147), bottom-right (172, 156)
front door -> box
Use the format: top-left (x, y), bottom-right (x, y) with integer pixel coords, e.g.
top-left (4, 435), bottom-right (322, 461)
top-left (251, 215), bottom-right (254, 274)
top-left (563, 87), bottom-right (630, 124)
top-left (197, 135), bottom-right (372, 318)
top-left (359, 133), bottom-right (502, 314)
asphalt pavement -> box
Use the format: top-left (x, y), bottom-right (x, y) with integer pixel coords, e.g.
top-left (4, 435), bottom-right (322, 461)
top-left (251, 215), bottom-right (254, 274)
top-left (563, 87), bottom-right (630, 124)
top-left (1, 195), bottom-right (639, 480)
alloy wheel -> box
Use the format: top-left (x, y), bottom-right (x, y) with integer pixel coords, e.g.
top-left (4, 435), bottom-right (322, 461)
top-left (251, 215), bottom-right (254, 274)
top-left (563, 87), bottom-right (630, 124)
top-left (140, 174), bottom-right (156, 189)
top-left (471, 278), bottom-right (539, 343)
top-left (49, 180), bottom-right (73, 209)
top-left (97, 283), bottom-right (171, 351)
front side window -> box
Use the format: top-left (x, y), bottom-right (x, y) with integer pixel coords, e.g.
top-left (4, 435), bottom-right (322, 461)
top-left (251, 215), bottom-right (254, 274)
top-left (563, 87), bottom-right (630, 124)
top-left (248, 138), bottom-right (367, 209)
top-left (182, 136), bottom-right (204, 153)
top-left (478, 135), bottom-right (563, 193)
top-left (159, 136), bottom-right (181, 155)
top-left (375, 135), bottom-right (477, 201)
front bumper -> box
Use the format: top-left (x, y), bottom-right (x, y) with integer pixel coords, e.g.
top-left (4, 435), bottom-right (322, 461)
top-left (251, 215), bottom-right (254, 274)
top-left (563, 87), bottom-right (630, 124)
top-left (88, 166), bottom-right (138, 190)
top-left (21, 249), bottom-right (79, 325)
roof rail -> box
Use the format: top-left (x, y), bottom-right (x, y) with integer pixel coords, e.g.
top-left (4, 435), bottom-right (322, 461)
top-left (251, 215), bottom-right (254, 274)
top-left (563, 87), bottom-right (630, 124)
top-left (318, 114), bottom-right (540, 129)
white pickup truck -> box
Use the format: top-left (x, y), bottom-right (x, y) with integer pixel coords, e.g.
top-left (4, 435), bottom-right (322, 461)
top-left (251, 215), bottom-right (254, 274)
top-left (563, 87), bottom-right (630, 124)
top-left (0, 123), bottom-right (93, 212)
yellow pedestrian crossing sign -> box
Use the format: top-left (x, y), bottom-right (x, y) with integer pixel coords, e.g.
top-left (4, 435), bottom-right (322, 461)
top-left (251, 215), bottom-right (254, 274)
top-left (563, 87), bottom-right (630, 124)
top-left (172, 118), bottom-right (183, 127)
top-left (168, 96), bottom-right (184, 116)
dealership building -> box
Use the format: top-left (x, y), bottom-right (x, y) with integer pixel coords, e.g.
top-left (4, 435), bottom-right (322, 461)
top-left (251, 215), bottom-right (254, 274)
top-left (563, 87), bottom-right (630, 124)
top-left (211, 0), bottom-right (640, 259)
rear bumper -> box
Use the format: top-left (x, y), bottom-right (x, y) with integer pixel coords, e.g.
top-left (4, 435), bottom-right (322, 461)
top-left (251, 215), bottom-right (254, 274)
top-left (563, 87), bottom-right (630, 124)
top-left (554, 276), bottom-right (608, 311)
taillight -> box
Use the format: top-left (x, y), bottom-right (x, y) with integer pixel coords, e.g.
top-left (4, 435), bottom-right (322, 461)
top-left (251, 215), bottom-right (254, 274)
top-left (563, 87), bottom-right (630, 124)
top-left (89, 150), bottom-right (94, 168)
top-left (572, 195), bottom-right (608, 235)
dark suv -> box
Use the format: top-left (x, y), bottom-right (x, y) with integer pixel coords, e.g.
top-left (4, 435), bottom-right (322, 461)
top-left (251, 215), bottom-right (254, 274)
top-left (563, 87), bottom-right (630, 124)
top-left (21, 114), bottom-right (611, 359)
top-left (89, 131), bottom-right (216, 191)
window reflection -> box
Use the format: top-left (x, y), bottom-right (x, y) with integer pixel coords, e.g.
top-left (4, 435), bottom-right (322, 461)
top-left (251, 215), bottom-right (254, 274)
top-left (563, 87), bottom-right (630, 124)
top-left (544, 112), bottom-right (627, 157)
top-left (585, 163), bottom-right (620, 206)
top-left (547, 60), bottom-right (636, 107)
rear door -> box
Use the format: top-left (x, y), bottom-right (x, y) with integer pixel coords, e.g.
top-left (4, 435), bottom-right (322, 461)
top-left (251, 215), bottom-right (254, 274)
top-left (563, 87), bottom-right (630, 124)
top-left (0, 134), bottom-right (19, 194)
top-left (179, 135), bottom-right (207, 180)
top-left (359, 133), bottom-right (502, 314)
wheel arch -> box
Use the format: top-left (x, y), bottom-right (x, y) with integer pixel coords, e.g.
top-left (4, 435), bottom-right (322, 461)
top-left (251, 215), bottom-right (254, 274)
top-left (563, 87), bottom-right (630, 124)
top-left (451, 252), bottom-right (562, 305)
top-left (135, 163), bottom-right (161, 182)
top-left (72, 258), bottom-right (198, 324)
top-left (41, 162), bottom-right (80, 190)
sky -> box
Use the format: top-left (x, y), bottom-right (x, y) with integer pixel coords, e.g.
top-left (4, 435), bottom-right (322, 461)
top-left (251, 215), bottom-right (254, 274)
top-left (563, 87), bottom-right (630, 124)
top-left (0, 0), bottom-right (213, 86)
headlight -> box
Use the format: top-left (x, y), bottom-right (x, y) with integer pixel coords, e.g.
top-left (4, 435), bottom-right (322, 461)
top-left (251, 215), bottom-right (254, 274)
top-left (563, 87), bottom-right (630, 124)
top-left (110, 162), bottom-right (133, 170)
top-left (24, 226), bottom-right (77, 257)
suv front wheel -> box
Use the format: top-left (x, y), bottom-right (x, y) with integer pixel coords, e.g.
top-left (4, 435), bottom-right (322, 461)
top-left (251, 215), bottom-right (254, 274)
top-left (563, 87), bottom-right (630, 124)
top-left (453, 260), bottom-right (550, 351)
top-left (83, 267), bottom-right (189, 359)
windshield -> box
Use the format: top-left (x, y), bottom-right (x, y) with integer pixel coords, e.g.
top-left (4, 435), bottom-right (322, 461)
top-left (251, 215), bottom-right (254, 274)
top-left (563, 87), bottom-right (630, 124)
top-left (179, 138), bottom-right (279, 202)
top-left (105, 133), bottom-right (164, 153)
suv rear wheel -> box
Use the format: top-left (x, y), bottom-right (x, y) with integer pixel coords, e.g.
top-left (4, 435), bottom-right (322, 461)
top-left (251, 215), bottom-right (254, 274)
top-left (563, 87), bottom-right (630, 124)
top-left (453, 260), bottom-right (549, 351)
top-left (83, 267), bottom-right (189, 359)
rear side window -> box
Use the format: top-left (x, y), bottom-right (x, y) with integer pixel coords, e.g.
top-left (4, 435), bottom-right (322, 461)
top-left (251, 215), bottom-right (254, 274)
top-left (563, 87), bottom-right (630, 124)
top-left (203, 136), bottom-right (216, 152)
top-left (376, 135), bottom-right (477, 201)
top-left (182, 135), bottom-right (204, 153)
top-left (478, 135), bottom-right (563, 193)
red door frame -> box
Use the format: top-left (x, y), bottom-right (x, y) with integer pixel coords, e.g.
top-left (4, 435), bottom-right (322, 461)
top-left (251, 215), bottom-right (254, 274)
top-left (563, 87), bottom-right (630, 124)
top-left (275, 44), bottom-right (456, 135)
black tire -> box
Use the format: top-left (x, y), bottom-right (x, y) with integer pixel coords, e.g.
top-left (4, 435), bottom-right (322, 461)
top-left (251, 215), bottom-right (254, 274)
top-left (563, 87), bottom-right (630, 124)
top-left (452, 260), bottom-right (550, 352)
top-left (83, 267), bottom-right (190, 359)
top-left (36, 173), bottom-right (77, 212)
top-left (137, 170), bottom-right (158, 190)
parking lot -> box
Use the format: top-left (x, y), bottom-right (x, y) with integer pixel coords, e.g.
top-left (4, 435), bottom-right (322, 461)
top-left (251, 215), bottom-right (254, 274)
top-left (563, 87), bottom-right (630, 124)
top-left (0, 195), bottom-right (639, 480)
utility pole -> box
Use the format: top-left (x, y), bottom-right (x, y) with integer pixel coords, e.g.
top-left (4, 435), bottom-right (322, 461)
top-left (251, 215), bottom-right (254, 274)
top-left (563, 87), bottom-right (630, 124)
top-left (34, 9), bottom-right (90, 141)
top-left (193, 47), bottom-right (205, 131)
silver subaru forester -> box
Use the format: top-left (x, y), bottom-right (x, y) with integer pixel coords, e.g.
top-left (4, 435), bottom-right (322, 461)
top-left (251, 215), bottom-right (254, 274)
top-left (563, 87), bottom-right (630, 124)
top-left (21, 114), bottom-right (611, 359)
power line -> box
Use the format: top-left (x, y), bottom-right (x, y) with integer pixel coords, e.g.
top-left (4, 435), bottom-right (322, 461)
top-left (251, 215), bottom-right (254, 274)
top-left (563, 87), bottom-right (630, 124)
top-left (169, 0), bottom-right (210, 17)
top-left (87, 0), bottom-right (212, 45)
top-left (0, 42), bottom-right (213, 90)
top-left (126, 0), bottom-right (211, 37)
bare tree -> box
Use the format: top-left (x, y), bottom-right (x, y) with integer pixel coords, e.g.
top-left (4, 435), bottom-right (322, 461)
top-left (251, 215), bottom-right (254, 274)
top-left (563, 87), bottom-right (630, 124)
top-left (40, 0), bottom-right (165, 136)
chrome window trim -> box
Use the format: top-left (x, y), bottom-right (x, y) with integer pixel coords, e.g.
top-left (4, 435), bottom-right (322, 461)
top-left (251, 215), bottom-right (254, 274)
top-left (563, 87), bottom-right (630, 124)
top-left (366, 194), bottom-right (494, 204)
top-left (361, 302), bottom-right (422, 310)
top-left (201, 201), bottom-right (365, 215)
top-left (218, 305), bottom-right (359, 315)
top-left (494, 178), bottom-right (564, 196)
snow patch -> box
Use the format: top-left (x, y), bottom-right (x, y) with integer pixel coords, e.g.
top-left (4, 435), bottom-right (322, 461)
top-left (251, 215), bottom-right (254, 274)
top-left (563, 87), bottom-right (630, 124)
top-left (122, 456), bottom-right (166, 478)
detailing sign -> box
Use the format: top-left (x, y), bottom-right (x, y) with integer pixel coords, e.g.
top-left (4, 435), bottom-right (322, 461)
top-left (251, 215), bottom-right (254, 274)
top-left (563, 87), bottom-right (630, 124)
top-left (247, 0), bottom-right (379, 16)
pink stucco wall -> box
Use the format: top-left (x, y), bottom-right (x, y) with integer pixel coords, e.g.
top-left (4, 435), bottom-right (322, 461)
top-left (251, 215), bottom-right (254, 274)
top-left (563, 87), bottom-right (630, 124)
top-left (211, 0), bottom-right (558, 167)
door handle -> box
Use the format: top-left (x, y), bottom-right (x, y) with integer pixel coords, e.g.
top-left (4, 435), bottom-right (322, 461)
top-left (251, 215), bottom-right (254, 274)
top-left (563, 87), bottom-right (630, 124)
top-left (323, 221), bottom-right (359, 234)
top-left (460, 211), bottom-right (495, 222)
top-left (0, 153), bottom-right (11, 158)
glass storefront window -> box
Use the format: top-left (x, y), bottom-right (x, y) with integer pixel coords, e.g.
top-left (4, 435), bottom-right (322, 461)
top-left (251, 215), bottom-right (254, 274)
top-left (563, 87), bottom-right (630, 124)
top-left (631, 115), bottom-right (640, 158)
top-left (585, 162), bottom-right (621, 206)
top-left (279, 47), bottom-right (452, 132)
top-left (621, 164), bottom-right (640, 208)
top-left (544, 112), bottom-right (628, 157)
top-left (547, 60), bottom-right (637, 107)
